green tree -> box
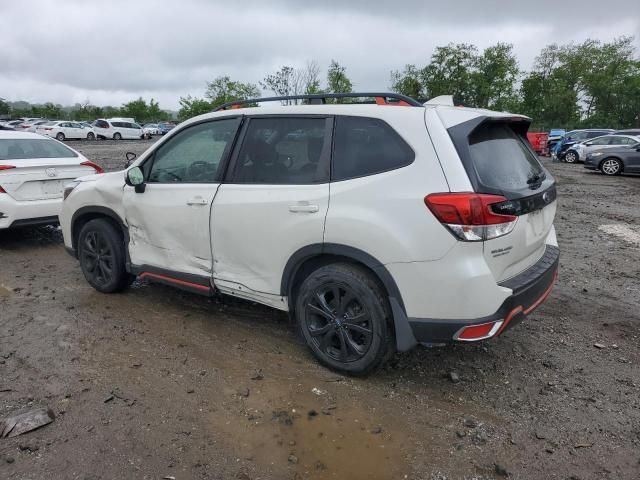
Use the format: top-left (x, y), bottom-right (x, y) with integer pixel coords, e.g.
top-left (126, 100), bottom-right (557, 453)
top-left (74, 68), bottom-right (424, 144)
top-left (390, 64), bottom-right (425, 99)
top-left (177, 95), bottom-right (212, 121)
top-left (421, 43), bottom-right (477, 104)
top-left (0, 98), bottom-right (9, 116)
top-left (260, 67), bottom-right (297, 103)
top-left (326, 60), bottom-right (353, 94)
top-left (470, 43), bottom-right (520, 111)
top-left (206, 76), bottom-right (260, 108)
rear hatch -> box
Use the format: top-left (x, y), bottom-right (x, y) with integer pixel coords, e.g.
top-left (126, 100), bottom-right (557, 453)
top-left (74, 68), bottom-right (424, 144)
top-left (448, 117), bottom-right (556, 282)
top-left (0, 138), bottom-right (93, 201)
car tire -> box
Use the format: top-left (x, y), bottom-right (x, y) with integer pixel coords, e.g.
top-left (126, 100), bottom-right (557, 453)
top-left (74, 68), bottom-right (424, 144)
top-left (565, 150), bottom-right (578, 163)
top-left (87, 132), bottom-right (95, 140)
top-left (600, 157), bottom-right (623, 176)
top-left (113, 132), bottom-right (122, 140)
top-left (78, 218), bottom-right (134, 293)
top-left (295, 263), bottom-right (395, 376)
top-left (56, 132), bottom-right (65, 141)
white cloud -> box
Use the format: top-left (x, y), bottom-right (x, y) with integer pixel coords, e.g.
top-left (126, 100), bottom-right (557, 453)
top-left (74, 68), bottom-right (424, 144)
top-left (1, 0), bottom-right (638, 109)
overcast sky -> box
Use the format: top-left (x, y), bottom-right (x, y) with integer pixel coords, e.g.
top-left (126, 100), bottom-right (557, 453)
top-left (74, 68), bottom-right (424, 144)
top-left (1, 0), bottom-right (639, 110)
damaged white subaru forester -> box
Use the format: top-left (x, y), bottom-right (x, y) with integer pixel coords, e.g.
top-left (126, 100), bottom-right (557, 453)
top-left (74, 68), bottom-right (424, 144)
top-left (60, 93), bottom-right (559, 375)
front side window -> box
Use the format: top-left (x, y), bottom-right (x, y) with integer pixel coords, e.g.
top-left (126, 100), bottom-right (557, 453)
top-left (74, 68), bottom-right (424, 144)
top-left (0, 139), bottom-right (78, 160)
top-left (332, 116), bottom-right (414, 181)
top-left (147, 118), bottom-right (241, 183)
top-left (232, 117), bottom-right (330, 184)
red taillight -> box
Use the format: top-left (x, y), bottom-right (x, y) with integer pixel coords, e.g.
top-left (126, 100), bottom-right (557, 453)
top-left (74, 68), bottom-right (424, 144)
top-left (0, 165), bottom-right (16, 171)
top-left (425, 193), bottom-right (517, 241)
top-left (80, 161), bottom-right (104, 174)
top-left (456, 321), bottom-right (501, 341)
top-left (44, 128), bottom-right (53, 131)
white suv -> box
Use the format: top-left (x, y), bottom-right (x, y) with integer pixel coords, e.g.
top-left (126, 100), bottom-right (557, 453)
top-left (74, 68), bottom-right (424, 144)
top-left (93, 118), bottom-right (144, 140)
top-left (60, 93), bottom-right (559, 375)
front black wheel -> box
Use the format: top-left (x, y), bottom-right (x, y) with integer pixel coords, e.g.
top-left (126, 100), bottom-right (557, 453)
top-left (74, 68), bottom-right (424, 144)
top-left (78, 219), bottom-right (133, 293)
top-left (295, 263), bottom-right (394, 375)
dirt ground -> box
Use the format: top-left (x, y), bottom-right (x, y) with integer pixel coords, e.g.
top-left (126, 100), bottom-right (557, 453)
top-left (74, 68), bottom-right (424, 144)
top-left (1, 140), bottom-right (639, 480)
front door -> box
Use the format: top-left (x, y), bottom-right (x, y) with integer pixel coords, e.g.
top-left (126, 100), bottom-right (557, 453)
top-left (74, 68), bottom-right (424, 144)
top-left (123, 117), bottom-right (242, 279)
top-left (211, 116), bottom-right (332, 308)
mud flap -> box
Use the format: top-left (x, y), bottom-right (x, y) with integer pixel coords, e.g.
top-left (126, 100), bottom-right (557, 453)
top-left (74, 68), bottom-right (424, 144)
top-left (390, 297), bottom-right (418, 352)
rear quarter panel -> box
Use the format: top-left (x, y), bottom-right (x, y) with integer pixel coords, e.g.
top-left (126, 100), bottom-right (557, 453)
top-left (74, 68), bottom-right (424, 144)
top-left (324, 108), bottom-right (456, 264)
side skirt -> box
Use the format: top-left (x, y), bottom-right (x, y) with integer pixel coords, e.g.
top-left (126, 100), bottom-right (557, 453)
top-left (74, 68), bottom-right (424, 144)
top-left (130, 265), bottom-right (214, 297)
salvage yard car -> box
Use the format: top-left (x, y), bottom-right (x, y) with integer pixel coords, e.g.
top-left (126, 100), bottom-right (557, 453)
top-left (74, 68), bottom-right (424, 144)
top-left (584, 141), bottom-right (640, 175)
top-left (92, 118), bottom-right (145, 140)
top-left (567, 134), bottom-right (640, 163)
top-left (60, 93), bottom-right (559, 375)
top-left (36, 121), bottom-right (96, 141)
top-left (0, 131), bottom-right (103, 229)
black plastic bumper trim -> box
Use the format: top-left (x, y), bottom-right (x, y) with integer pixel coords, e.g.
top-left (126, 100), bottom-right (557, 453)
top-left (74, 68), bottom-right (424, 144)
top-left (408, 245), bottom-right (559, 343)
top-left (9, 216), bottom-right (59, 228)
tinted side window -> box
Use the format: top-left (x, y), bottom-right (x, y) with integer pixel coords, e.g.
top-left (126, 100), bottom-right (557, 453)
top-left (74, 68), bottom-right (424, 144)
top-left (147, 118), bottom-right (241, 183)
top-left (610, 136), bottom-right (632, 145)
top-left (232, 117), bottom-right (330, 184)
top-left (332, 116), bottom-right (414, 181)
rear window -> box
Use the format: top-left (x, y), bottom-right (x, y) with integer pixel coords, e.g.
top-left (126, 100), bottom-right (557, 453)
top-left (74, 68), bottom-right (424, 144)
top-left (468, 124), bottom-right (544, 191)
top-left (0, 139), bottom-right (79, 160)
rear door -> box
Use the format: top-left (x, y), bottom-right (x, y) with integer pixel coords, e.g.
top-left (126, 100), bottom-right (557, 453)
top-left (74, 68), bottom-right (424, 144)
top-left (448, 119), bottom-right (557, 282)
top-left (0, 138), bottom-right (93, 201)
top-left (210, 115), bottom-right (332, 307)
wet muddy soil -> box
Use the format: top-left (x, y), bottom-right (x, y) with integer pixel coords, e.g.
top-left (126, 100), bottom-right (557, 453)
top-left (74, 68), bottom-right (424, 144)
top-left (1, 154), bottom-right (639, 479)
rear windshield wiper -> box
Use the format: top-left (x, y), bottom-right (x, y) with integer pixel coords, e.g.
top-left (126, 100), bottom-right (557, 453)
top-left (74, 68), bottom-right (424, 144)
top-left (526, 172), bottom-right (546, 187)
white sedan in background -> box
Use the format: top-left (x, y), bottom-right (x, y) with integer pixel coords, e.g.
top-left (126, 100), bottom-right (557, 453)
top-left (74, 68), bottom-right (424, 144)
top-left (36, 121), bottom-right (96, 141)
top-left (143, 123), bottom-right (160, 136)
top-left (0, 131), bottom-right (103, 229)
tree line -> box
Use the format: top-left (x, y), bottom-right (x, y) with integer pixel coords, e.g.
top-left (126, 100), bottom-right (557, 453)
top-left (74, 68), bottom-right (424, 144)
top-left (2, 37), bottom-right (638, 130)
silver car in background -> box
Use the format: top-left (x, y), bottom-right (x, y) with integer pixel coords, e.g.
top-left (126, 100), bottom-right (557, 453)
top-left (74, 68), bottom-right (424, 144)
top-left (568, 134), bottom-right (640, 162)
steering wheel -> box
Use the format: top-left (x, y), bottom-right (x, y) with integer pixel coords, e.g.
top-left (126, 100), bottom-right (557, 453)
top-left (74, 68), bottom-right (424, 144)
top-left (187, 160), bottom-right (210, 181)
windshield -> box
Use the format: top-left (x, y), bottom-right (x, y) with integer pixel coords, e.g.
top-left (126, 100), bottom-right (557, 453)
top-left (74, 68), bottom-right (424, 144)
top-left (0, 139), bottom-right (79, 160)
top-left (468, 123), bottom-right (546, 191)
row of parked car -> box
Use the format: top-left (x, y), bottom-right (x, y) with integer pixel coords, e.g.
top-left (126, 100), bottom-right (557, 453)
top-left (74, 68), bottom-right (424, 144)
top-left (546, 128), bottom-right (640, 176)
top-left (0, 117), bottom-right (175, 141)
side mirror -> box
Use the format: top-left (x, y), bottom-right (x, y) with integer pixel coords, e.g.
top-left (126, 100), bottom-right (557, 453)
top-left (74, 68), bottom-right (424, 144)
top-left (124, 152), bottom-right (137, 168)
top-left (125, 166), bottom-right (146, 193)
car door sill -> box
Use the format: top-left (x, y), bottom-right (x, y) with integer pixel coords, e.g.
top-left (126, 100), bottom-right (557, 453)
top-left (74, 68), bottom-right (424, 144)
top-left (214, 278), bottom-right (288, 311)
top-left (131, 265), bottom-right (214, 296)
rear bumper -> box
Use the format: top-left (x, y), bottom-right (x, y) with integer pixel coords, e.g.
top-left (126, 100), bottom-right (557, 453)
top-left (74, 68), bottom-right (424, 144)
top-left (0, 196), bottom-right (62, 230)
top-left (407, 245), bottom-right (559, 344)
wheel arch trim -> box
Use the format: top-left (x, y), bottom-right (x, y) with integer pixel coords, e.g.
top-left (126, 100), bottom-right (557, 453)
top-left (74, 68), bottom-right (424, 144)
top-left (70, 206), bottom-right (130, 264)
top-left (280, 243), bottom-right (418, 352)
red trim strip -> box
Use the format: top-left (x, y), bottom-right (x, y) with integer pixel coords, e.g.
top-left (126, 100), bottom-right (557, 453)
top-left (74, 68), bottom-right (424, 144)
top-left (496, 306), bottom-right (523, 336)
top-left (139, 272), bottom-right (211, 292)
top-left (497, 269), bottom-right (558, 336)
top-left (524, 269), bottom-right (558, 315)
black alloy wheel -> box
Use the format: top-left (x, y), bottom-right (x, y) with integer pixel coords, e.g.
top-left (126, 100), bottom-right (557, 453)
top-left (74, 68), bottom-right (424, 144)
top-left (305, 284), bottom-right (373, 363)
top-left (78, 218), bottom-right (133, 293)
top-left (295, 263), bottom-right (394, 375)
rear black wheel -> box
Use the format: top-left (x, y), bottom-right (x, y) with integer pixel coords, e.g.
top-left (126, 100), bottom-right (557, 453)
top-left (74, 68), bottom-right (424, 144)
top-left (87, 132), bottom-right (95, 140)
top-left (113, 132), bottom-right (122, 140)
top-left (78, 219), bottom-right (133, 293)
top-left (295, 263), bottom-right (394, 375)
top-left (56, 132), bottom-right (65, 141)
